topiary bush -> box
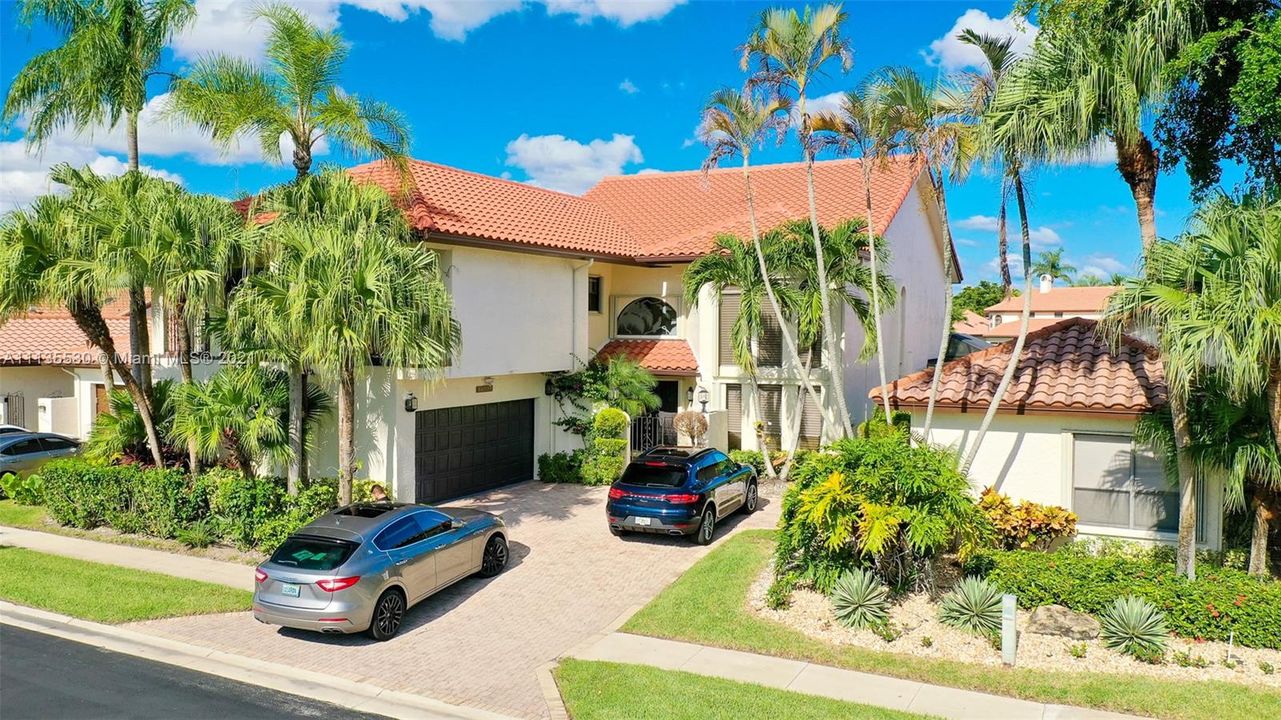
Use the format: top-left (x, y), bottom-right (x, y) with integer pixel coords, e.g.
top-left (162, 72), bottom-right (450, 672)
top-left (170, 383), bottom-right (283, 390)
top-left (976, 546), bottom-right (1281, 648)
top-left (538, 450), bottom-right (584, 483)
top-left (1099, 595), bottom-right (1169, 659)
top-left (581, 408), bottom-right (629, 486)
top-left (830, 568), bottom-right (891, 629)
top-left (938, 576), bottom-right (1004, 637)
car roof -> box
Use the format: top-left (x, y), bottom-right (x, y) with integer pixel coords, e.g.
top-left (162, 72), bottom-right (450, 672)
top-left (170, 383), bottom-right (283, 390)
top-left (0, 432), bottom-right (76, 448)
top-left (638, 447), bottom-right (718, 465)
top-left (300, 502), bottom-right (440, 541)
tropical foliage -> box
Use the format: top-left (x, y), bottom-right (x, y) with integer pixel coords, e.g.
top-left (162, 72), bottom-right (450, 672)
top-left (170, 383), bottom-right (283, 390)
top-left (977, 488), bottom-right (1078, 551)
top-left (829, 568), bottom-right (891, 630)
top-left (581, 408), bottom-right (629, 486)
top-left (1099, 595), bottom-right (1170, 659)
top-left (951, 281), bottom-right (1010, 322)
top-left (938, 576), bottom-right (1004, 637)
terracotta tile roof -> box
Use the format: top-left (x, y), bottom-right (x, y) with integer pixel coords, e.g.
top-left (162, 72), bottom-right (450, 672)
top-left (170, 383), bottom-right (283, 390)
top-left (985, 286), bottom-right (1119, 314)
top-left (582, 156), bottom-right (924, 260)
top-left (871, 317), bottom-right (1165, 416)
top-left (970, 317), bottom-right (1071, 338)
top-left (0, 315), bottom-right (131, 367)
top-left (594, 339), bottom-right (699, 376)
top-left (347, 159), bottom-right (640, 258)
top-left (953, 310), bottom-right (989, 335)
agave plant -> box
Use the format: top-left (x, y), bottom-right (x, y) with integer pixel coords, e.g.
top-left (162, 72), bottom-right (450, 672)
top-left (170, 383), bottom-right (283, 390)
top-left (830, 568), bottom-right (891, 629)
top-left (938, 577), bottom-right (1003, 636)
top-left (1099, 595), bottom-right (1169, 657)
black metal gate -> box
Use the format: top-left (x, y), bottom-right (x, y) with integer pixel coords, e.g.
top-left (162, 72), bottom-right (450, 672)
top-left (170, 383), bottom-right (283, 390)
top-left (630, 411), bottom-right (677, 455)
top-left (1, 393), bottom-right (24, 428)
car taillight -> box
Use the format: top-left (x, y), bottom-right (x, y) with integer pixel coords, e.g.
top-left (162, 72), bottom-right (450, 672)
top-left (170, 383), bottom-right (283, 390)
top-left (255, 569), bottom-right (268, 584)
top-left (664, 493), bottom-right (700, 504)
top-left (608, 487), bottom-right (625, 500)
top-left (316, 576), bottom-right (360, 592)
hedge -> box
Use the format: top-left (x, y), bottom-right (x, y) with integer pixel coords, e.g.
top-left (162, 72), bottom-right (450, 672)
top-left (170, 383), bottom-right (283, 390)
top-left (975, 548), bottom-right (1281, 649)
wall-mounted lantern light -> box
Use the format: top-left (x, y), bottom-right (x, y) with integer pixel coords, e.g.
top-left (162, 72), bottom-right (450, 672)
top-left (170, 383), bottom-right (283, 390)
top-left (685, 387), bottom-right (694, 404)
top-left (404, 392), bottom-right (418, 413)
top-left (696, 386), bottom-right (710, 413)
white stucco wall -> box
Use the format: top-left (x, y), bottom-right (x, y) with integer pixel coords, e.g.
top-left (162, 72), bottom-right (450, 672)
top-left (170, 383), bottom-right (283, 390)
top-left (0, 366), bottom-right (76, 429)
top-left (918, 409), bottom-right (1223, 549)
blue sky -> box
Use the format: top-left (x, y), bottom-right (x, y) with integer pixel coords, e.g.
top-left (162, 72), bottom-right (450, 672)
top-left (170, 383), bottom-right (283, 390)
top-left (0, 0), bottom-right (1234, 285)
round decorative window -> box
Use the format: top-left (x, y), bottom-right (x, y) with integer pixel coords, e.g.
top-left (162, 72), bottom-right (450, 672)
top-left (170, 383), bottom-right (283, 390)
top-left (616, 297), bottom-right (677, 336)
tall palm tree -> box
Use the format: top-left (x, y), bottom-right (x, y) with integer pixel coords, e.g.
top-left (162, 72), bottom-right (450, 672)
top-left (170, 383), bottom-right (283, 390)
top-left (169, 3), bottom-right (410, 180)
top-left (0, 189), bottom-right (165, 466)
top-left (1103, 193), bottom-right (1280, 579)
top-left (697, 86), bottom-right (823, 457)
top-left (1030, 248), bottom-right (1076, 284)
top-left (232, 170), bottom-right (458, 503)
top-left (742, 3), bottom-right (856, 437)
top-left (4, 0), bottom-right (196, 391)
top-left (684, 235), bottom-right (799, 480)
top-left (872, 66), bottom-right (974, 441)
top-left (995, 1), bottom-right (1199, 249)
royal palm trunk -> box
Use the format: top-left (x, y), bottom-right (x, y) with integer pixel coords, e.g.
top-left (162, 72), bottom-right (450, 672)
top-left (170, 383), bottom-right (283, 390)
top-left (338, 364), bottom-right (356, 506)
top-left (173, 294), bottom-right (200, 473)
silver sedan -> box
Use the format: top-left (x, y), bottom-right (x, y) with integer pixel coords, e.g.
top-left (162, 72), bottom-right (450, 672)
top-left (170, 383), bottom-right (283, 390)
top-left (253, 502), bottom-right (508, 641)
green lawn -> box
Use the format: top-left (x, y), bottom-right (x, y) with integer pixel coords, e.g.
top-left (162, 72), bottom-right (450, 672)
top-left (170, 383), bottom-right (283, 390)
top-left (0, 546), bottom-right (251, 623)
top-left (555, 659), bottom-right (933, 720)
top-left (0, 499), bottom-right (49, 529)
top-left (623, 530), bottom-right (1281, 720)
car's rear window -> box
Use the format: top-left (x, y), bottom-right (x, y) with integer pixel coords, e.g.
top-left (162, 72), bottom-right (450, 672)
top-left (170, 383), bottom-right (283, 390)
top-left (270, 536), bottom-right (358, 571)
top-left (620, 462), bottom-right (688, 487)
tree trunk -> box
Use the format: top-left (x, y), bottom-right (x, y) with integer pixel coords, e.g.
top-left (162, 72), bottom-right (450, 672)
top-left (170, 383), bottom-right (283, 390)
top-left (1267, 372), bottom-right (1281, 458)
top-left (1248, 490), bottom-right (1275, 577)
top-left (997, 199), bottom-right (1012, 295)
top-left (777, 352), bottom-right (817, 482)
top-left (126, 110), bottom-right (140, 172)
top-left (338, 365), bottom-right (356, 506)
top-left (746, 376), bottom-right (778, 481)
top-left (862, 163), bottom-right (892, 426)
top-left (1169, 391), bottom-right (1197, 580)
top-left (129, 279), bottom-right (153, 397)
top-left (287, 367), bottom-right (306, 495)
top-left (173, 295), bottom-right (199, 474)
top-left (963, 170), bottom-right (1032, 470)
top-left (98, 350), bottom-right (115, 394)
top-left (70, 303), bottom-right (164, 467)
top-left (292, 138), bottom-right (313, 181)
top-left (798, 97), bottom-right (853, 438)
top-left (1116, 132), bottom-right (1160, 250)
top-left (921, 169), bottom-right (958, 442)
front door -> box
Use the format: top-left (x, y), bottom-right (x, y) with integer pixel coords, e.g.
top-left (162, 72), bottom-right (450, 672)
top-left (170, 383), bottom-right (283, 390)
top-left (655, 380), bottom-right (679, 412)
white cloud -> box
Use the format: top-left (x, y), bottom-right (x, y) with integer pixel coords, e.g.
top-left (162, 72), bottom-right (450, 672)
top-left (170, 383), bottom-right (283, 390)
top-left (1079, 254), bottom-right (1129, 278)
top-left (923, 9), bottom-right (1038, 72)
top-left (636, 168), bottom-right (664, 175)
top-left (1057, 136), bottom-right (1118, 167)
top-left (0, 139), bottom-right (183, 213)
top-left (619, 78), bottom-right (640, 94)
top-left (413, 0), bottom-right (524, 41)
top-left (504, 133), bottom-right (643, 194)
top-left (954, 236), bottom-right (979, 247)
top-left (956, 214), bottom-right (1000, 232)
top-left (543, 0), bottom-right (685, 26)
top-left (804, 91), bottom-right (845, 119)
top-left (955, 214), bottom-right (1061, 249)
top-left (1028, 226), bottom-right (1061, 248)
top-left (173, 0), bottom-right (342, 61)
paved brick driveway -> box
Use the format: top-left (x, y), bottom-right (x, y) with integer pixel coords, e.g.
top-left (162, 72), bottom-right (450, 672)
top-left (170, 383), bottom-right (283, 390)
top-left (132, 482), bottom-right (779, 719)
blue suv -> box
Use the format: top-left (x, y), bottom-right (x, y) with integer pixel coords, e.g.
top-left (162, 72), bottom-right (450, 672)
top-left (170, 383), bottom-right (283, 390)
top-left (606, 447), bottom-right (758, 545)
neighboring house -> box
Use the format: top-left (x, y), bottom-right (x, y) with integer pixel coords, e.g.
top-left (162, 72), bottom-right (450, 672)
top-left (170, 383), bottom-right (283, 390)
top-left (971, 279), bottom-right (1119, 342)
top-left (0, 155), bottom-right (958, 504)
top-left (872, 317), bottom-right (1223, 548)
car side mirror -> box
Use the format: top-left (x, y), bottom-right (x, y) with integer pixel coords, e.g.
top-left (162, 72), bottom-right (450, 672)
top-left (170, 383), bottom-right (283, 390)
top-left (449, 519), bottom-right (466, 530)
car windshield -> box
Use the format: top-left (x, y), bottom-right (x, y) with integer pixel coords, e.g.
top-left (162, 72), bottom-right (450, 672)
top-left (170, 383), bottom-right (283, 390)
top-left (270, 536), bottom-right (358, 571)
top-left (620, 462), bottom-right (687, 487)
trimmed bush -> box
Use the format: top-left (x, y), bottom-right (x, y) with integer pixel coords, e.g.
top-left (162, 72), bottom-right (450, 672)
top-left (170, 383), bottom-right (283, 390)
top-left (538, 450), bottom-right (584, 483)
top-left (208, 472), bottom-right (285, 550)
top-left (581, 409), bottom-right (629, 486)
top-left (42, 458), bottom-right (134, 529)
top-left (938, 577), bottom-right (1003, 636)
top-left (593, 407), bottom-right (629, 437)
top-left (977, 547), bottom-right (1281, 648)
top-left (830, 568), bottom-right (891, 629)
top-left (133, 466), bottom-right (210, 538)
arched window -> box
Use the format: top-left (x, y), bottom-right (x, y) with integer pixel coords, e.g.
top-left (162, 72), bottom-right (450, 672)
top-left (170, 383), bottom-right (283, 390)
top-left (617, 297), bottom-right (677, 336)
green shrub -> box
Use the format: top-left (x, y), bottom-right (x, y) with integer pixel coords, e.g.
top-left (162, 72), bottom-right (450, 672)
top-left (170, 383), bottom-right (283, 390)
top-left (728, 449), bottom-right (805, 476)
top-left (1068, 642), bottom-right (1087, 659)
top-left (920, 636), bottom-right (933, 648)
top-left (977, 487), bottom-right (1077, 551)
top-left (176, 520), bottom-right (217, 549)
top-left (593, 407), bottom-right (629, 437)
top-left (938, 577), bottom-right (1003, 636)
top-left (774, 436), bottom-right (990, 593)
top-left (133, 467), bottom-right (207, 539)
top-left (1259, 660), bottom-right (1275, 675)
top-left (855, 408), bottom-right (911, 439)
top-left (872, 621), bottom-right (902, 642)
top-left (252, 508), bottom-right (312, 554)
top-left (582, 439), bottom-right (627, 485)
top-left (1099, 595), bottom-right (1169, 658)
top-left (538, 450), bottom-right (584, 483)
top-left (830, 568), bottom-right (890, 629)
top-left (41, 458), bottom-right (134, 529)
top-left (1172, 650), bottom-right (1209, 668)
top-left (977, 547), bottom-right (1281, 648)
top-left (766, 573), bottom-right (798, 610)
top-left (292, 478), bottom-right (339, 517)
top-left (208, 472), bottom-right (285, 550)
top-left (0, 471), bottom-right (44, 505)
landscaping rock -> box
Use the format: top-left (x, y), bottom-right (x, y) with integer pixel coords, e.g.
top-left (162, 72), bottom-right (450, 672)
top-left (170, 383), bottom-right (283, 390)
top-left (1027, 604), bottom-right (1100, 640)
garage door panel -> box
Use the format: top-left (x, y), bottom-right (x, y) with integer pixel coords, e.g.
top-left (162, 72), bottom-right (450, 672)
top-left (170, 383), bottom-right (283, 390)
top-left (414, 398), bottom-right (535, 503)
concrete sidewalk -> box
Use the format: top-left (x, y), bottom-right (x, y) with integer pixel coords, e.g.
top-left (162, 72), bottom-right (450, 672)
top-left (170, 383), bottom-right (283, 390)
top-left (569, 632), bottom-right (1145, 720)
top-left (0, 525), bottom-right (254, 591)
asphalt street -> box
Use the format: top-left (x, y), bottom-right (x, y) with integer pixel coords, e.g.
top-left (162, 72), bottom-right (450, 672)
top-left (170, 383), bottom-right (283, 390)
top-left (0, 624), bottom-right (389, 720)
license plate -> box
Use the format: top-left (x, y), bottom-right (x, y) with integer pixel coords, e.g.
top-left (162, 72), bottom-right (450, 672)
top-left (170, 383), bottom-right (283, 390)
top-left (281, 583), bottom-right (301, 598)
top-left (634, 517), bottom-right (651, 527)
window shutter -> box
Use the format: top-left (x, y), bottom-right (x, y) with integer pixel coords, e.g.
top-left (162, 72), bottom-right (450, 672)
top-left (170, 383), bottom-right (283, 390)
top-left (726, 383), bottom-right (742, 450)
top-left (799, 388), bottom-right (823, 449)
top-left (758, 302), bottom-right (783, 368)
top-left (758, 385), bottom-right (783, 446)
top-left (719, 293), bottom-right (741, 366)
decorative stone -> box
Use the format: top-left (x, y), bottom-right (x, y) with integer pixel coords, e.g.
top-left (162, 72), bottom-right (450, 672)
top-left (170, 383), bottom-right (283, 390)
top-left (1027, 604), bottom-right (1100, 640)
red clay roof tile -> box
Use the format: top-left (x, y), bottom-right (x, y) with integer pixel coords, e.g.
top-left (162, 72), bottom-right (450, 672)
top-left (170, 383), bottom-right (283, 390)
top-left (595, 339), bottom-right (699, 376)
top-left (985, 286), bottom-right (1119, 314)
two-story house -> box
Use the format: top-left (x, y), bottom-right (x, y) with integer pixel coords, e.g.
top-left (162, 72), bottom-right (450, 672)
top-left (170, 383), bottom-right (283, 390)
top-left (0, 155), bottom-right (959, 504)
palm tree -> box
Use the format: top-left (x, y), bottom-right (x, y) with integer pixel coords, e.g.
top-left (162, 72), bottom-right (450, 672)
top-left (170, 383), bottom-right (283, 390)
top-left (994, 1), bottom-right (1199, 249)
top-left (742, 3), bottom-right (855, 437)
top-left (0, 189), bottom-right (165, 466)
top-left (871, 66), bottom-right (973, 441)
top-left (232, 170), bottom-right (458, 503)
top-left (1030, 248), bottom-right (1076, 284)
top-left (1103, 193), bottom-right (1280, 579)
top-left (170, 365), bottom-right (331, 478)
top-left (1073, 274), bottom-right (1106, 287)
top-left (684, 235), bottom-right (799, 480)
top-left (85, 379), bottom-right (178, 465)
top-left (595, 360), bottom-right (661, 419)
top-left (169, 3), bottom-right (410, 180)
top-left (4, 0), bottom-right (196, 391)
top-left (810, 81), bottom-right (895, 426)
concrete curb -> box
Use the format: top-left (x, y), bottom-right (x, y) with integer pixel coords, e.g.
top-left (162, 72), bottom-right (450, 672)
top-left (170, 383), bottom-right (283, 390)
top-left (0, 602), bottom-right (518, 720)
top-left (535, 663), bottom-right (569, 720)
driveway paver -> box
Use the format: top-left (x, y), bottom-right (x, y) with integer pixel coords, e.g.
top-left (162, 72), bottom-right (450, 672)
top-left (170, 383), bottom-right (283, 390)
top-left (131, 481), bottom-right (778, 719)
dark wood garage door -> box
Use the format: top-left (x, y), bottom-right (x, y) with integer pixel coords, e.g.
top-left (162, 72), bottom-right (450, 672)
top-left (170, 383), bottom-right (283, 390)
top-left (414, 398), bottom-right (535, 503)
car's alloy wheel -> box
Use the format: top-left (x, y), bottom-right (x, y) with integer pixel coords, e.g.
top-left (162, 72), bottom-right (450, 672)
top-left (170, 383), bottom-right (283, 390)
top-left (479, 535), bottom-right (509, 577)
top-left (369, 591), bottom-right (404, 641)
top-left (693, 507), bottom-right (715, 545)
top-left (745, 482), bottom-right (758, 513)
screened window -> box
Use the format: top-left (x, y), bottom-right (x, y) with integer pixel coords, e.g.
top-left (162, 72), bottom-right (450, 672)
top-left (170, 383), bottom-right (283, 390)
top-left (588, 276), bottom-right (602, 313)
top-left (798, 388), bottom-right (823, 450)
top-left (1072, 434), bottom-right (1177, 533)
top-left (758, 304), bottom-right (783, 368)
top-left (758, 385), bottom-right (783, 448)
top-left (725, 384), bottom-right (742, 450)
top-left (718, 293), bottom-right (741, 366)
top-left (617, 297), bottom-right (677, 336)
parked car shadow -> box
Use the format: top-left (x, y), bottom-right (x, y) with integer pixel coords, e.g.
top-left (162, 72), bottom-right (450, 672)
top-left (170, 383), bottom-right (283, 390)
top-left (445, 481), bottom-right (601, 528)
top-left (274, 539), bottom-right (532, 646)
top-left (612, 496), bottom-right (772, 548)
